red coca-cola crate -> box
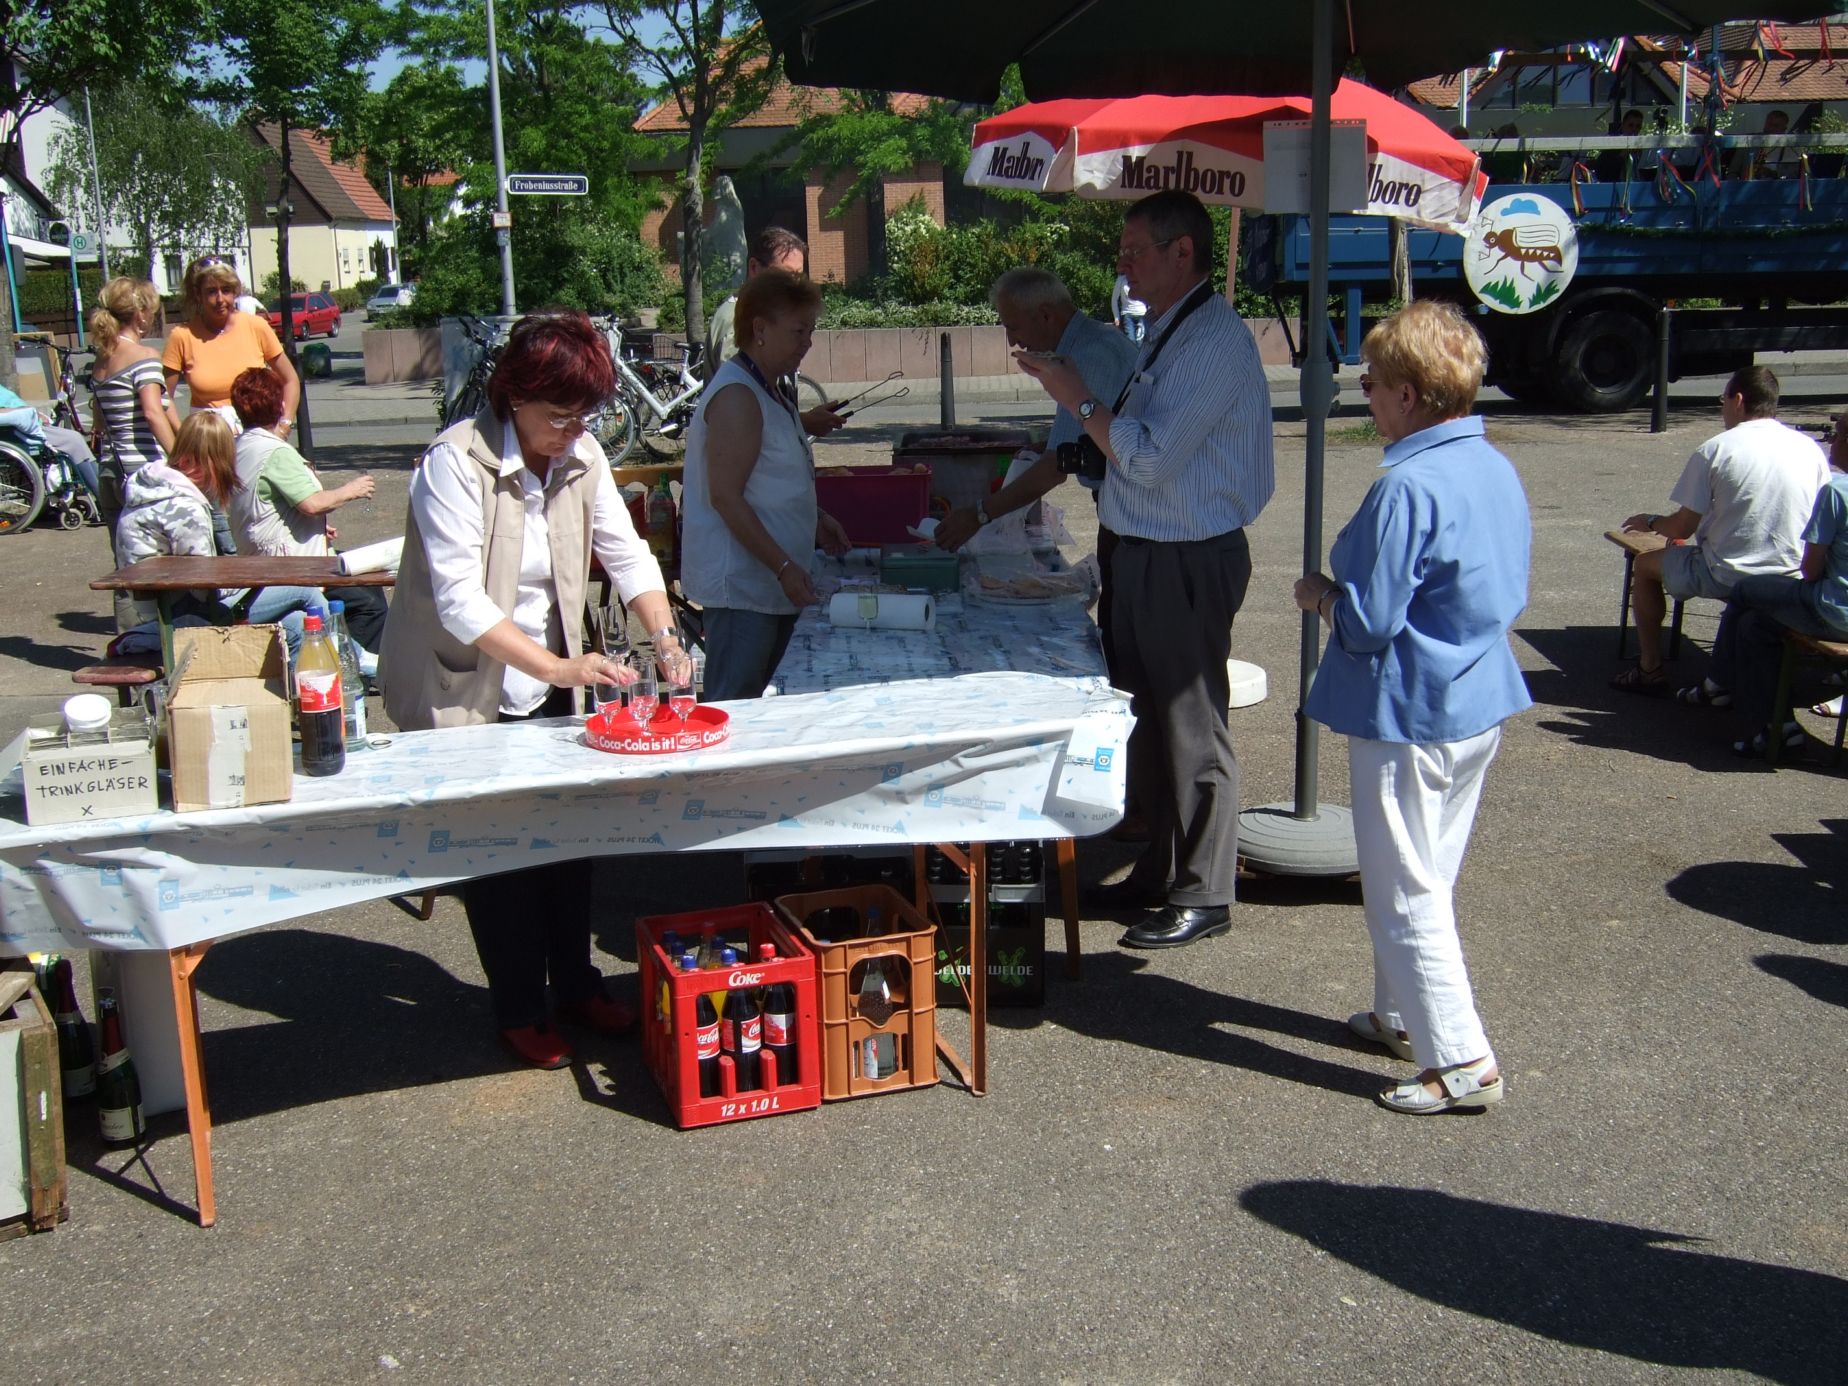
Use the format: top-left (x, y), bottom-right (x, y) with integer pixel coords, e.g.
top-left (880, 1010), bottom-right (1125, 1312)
top-left (813, 466), bottom-right (932, 545)
top-left (636, 903), bottom-right (822, 1130)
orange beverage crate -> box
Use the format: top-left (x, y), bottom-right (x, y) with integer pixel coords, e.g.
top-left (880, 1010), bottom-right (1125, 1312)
top-left (771, 884), bottom-right (938, 1101)
top-left (636, 904), bottom-right (822, 1129)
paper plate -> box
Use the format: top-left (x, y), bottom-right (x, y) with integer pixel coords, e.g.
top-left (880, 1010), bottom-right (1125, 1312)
top-left (584, 704), bottom-right (730, 754)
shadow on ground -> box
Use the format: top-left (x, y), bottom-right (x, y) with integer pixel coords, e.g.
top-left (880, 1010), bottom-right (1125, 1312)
top-left (1666, 819), bottom-right (1848, 945)
top-left (1242, 1181), bottom-right (1848, 1385)
top-left (1755, 952), bottom-right (1848, 1010)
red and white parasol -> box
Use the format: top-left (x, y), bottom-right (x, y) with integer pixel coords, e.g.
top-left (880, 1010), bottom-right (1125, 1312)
top-left (968, 81), bottom-right (1487, 232)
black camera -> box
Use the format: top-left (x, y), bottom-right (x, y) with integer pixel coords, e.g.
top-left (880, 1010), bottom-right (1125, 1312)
top-left (1055, 437), bottom-right (1107, 482)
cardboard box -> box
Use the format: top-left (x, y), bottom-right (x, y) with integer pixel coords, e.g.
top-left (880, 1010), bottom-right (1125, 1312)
top-left (1, 708), bottom-right (158, 827)
top-left (167, 625), bottom-right (293, 813)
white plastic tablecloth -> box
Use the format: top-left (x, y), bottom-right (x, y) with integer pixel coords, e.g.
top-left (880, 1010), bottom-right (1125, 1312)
top-left (0, 672), bottom-right (1130, 955)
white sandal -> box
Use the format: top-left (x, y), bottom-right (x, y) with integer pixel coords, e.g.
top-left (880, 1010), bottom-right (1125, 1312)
top-left (1378, 1056), bottom-right (1504, 1114)
top-left (1347, 1011), bottom-right (1415, 1061)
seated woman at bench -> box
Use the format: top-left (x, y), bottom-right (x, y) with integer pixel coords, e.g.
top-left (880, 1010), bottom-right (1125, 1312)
top-left (111, 413), bottom-right (326, 660)
top-left (1714, 411), bottom-right (1848, 756)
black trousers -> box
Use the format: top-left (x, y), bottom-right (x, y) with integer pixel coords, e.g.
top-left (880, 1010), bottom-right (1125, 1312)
top-left (460, 688), bottom-right (603, 1028)
top-left (1109, 529), bottom-right (1251, 907)
top-left (328, 584), bottom-right (389, 654)
top-left (1093, 489), bottom-right (1121, 683)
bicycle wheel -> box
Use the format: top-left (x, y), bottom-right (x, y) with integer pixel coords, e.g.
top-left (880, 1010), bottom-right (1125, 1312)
top-left (445, 375), bottom-right (485, 428)
top-left (639, 394), bottom-right (690, 458)
top-left (597, 389), bottom-right (641, 468)
top-left (794, 373), bottom-right (832, 415)
top-left (0, 441), bottom-right (47, 536)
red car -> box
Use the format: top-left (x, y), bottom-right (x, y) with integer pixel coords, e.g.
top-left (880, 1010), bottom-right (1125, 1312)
top-left (264, 292), bottom-right (342, 340)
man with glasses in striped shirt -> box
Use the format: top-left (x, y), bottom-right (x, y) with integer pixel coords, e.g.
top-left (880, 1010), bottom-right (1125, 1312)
top-left (1018, 189), bottom-right (1275, 950)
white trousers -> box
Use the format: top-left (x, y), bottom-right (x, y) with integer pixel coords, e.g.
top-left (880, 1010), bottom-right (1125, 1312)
top-left (1349, 727), bottom-right (1500, 1069)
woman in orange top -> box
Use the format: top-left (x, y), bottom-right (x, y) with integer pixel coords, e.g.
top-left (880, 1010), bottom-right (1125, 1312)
top-left (162, 255), bottom-right (301, 441)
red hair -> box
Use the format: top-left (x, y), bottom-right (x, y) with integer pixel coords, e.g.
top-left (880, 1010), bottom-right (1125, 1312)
top-left (231, 366), bottom-right (286, 429)
top-left (486, 310), bottom-right (617, 420)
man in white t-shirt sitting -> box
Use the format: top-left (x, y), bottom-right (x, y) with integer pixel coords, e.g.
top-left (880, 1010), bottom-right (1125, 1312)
top-left (1612, 365), bottom-right (1829, 695)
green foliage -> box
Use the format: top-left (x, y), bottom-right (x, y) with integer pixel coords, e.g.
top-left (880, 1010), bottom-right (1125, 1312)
top-left (342, 63), bottom-right (475, 263)
top-left (792, 91), bottom-right (973, 211)
top-left (43, 83), bottom-right (265, 281)
top-left (1477, 277), bottom-right (1523, 311)
top-left (816, 292), bottom-right (998, 329)
top-left (332, 288), bottom-right (363, 312)
top-left (259, 271), bottom-right (309, 299)
top-left (14, 268), bottom-right (108, 316)
top-left (1528, 278), bottom-right (1562, 309)
top-left (873, 196), bottom-right (1115, 317)
top-left (1, 0), bottom-right (191, 153)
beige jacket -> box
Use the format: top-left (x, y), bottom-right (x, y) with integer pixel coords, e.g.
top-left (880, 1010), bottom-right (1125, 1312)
top-left (381, 412), bottom-right (599, 731)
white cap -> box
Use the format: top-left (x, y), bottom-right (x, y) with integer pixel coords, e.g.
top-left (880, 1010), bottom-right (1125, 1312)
top-left (63, 693), bottom-right (113, 733)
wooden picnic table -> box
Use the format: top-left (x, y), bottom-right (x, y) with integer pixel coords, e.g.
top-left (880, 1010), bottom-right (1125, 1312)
top-left (1604, 528), bottom-right (1689, 662)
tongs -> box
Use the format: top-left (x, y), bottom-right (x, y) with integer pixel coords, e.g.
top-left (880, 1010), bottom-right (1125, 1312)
top-left (825, 370), bottom-right (911, 419)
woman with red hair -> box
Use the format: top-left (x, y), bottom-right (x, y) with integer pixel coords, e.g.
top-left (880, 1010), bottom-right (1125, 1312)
top-left (227, 365), bottom-right (387, 661)
top-left (380, 310), bottom-right (683, 1069)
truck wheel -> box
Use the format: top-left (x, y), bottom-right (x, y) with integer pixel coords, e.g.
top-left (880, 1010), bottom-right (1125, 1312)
top-left (1554, 310), bottom-right (1652, 412)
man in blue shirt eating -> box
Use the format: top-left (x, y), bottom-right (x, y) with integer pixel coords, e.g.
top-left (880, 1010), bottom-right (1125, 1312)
top-left (1294, 300), bottom-right (1531, 1115)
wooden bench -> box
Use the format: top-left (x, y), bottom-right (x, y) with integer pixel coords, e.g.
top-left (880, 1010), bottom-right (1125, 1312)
top-left (71, 655), bottom-right (163, 707)
top-left (1768, 630), bottom-right (1848, 766)
top-left (1605, 529), bottom-right (1689, 661)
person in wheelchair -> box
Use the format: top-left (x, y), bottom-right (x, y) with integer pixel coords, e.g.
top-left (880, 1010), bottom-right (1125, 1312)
top-left (111, 413), bottom-right (327, 660)
top-left (0, 381), bottom-right (103, 529)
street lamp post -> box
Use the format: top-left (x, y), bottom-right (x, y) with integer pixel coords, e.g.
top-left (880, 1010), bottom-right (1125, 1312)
top-left (81, 87), bottom-right (110, 281)
top-left (484, 0), bottom-right (516, 316)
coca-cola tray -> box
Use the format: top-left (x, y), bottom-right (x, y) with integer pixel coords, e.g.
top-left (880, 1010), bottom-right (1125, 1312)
top-left (584, 704), bottom-right (730, 754)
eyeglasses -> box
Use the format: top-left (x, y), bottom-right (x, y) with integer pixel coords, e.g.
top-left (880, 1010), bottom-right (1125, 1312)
top-left (537, 406), bottom-right (604, 432)
top-left (1116, 237), bottom-right (1175, 264)
top-left (1359, 374), bottom-right (1376, 396)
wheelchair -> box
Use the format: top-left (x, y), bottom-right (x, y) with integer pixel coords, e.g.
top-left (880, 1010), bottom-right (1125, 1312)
top-left (0, 423), bottom-right (102, 535)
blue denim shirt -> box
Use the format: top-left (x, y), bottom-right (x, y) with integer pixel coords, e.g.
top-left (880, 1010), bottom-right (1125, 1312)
top-left (1305, 415), bottom-right (1533, 744)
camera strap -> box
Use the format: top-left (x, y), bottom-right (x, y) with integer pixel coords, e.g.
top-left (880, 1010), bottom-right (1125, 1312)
top-left (1112, 281), bottom-right (1215, 412)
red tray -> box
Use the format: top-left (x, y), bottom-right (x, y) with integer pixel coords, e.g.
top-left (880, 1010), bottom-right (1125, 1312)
top-left (584, 704), bottom-right (730, 754)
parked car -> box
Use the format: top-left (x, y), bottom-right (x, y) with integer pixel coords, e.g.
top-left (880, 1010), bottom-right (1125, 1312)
top-left (265, 292), bottom-right (341, 340)
top-left (365, 283), bottom-right (416, 319)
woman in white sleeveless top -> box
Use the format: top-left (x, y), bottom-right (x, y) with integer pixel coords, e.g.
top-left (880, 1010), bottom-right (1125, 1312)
top-left (682, 269), bottom-right (849, 698)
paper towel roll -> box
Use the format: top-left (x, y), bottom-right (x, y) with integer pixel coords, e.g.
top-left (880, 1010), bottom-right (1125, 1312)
top-left (827, 591), bottom-right (935, 632)
top-left (336, 537), bottom-right (404, 575)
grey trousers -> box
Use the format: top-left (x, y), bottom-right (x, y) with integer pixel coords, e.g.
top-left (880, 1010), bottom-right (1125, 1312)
top-left (1110, 529), bottom-right (1251, 907)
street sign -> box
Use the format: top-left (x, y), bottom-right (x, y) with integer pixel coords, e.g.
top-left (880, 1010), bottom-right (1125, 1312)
top-left (69, 231), bottom-right (94, 252)
top-left (490, 210), bottom-right (512, 229)
top-left (506, 174), bottom-right (589, 196)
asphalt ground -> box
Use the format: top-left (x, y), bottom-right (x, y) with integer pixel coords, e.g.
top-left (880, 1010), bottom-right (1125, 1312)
top-left (0, 358), bottom-right (1844, 1384)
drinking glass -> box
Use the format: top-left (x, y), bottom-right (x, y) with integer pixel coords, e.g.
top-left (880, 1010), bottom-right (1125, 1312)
top-left (590, 651), bottom-right (629, 716)
top-left (629, 668), bottom-right (659, 728)
top-left (667, 641), bottom-right (697, 725)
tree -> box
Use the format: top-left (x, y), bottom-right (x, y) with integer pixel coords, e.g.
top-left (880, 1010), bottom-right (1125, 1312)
top-left (792, 90), bottom-right (972, 276)
top-left (594, 1), bottom-right (776, 343)
top-left (391, 0), bottom-right (665, 319)
top-left (212, 0), bottom-right (390, 452)
top-left (341, 64), bottom-right (474, 273)
top-left (0, 0), bottom-right (190, 386)
top-left (44, 83), bottom-right (265, 281)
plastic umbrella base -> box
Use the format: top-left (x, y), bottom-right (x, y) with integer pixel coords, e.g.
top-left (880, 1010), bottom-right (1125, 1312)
top-left (1237, 802), bottom-right (1358, 877)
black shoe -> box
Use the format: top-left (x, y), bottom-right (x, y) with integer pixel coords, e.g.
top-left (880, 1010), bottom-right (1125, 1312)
top-left (1084, 876), bottom-right (1166, 913)
top-left (1121, 904), bottom-right (1232, 950)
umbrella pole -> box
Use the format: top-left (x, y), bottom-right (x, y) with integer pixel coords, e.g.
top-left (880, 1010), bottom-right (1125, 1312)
top-left (1237, 0), bottom-right (1358, 877)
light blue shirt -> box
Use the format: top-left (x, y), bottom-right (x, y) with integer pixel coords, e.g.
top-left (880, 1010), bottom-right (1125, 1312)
top-left (1803, 470), bottom-right (1848, 632)
top-left (1099, 287), bottom-right (1274, 540)
top-left (1046, 311), bottom-right (1137, 490)
top-left (1305, 415), bottom-right (1533, 744)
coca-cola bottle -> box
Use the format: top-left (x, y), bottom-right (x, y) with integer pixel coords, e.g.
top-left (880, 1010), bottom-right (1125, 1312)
top-left (719, 947), bottom-right (762, 1092)
top-left (692, 953), bottom-right (720, 1098)
top-left (50, 958), bottom-right (95, 1098)
top-left (295, 613), bottom-right (346, 776)
top-left (759, 942), bottom-right (797, 1089)
top-left (94, 992), bottom-right (145, 1146)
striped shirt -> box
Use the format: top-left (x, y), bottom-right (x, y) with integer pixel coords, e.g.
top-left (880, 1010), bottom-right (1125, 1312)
top-left (1099, 286), bottom-right (1275, 541)
top-left (90, 357), bottom-right (169, 472)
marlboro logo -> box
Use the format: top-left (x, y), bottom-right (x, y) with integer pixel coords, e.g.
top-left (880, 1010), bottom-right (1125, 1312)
top-left (1367, 167), bottom-right (1422, 208)
top-left (1119, 150), bottom-right (1247, 199)
top-left (986, 141), bottom-right (1047, 182)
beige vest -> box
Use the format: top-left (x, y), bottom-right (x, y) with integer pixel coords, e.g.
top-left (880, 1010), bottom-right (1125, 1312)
top-left (381, 412), bottom-right (598, 730)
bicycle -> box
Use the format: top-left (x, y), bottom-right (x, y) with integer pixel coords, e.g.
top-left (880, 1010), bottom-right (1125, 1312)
top-left (440, 314), bottom-right (504, 428)
top-left (602, 330), bottom-right (831, 466)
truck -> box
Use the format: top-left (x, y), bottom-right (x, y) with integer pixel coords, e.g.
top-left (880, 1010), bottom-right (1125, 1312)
top-left (1255, 173), bottom-right (1848, 411)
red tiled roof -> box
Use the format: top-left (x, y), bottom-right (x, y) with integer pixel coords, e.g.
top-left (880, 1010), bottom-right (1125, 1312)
top-left (634, 51), bottom-right (933, 132)
top-left (253, 122), bottom-right (395, 223)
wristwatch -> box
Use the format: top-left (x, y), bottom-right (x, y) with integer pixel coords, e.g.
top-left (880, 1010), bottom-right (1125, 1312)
top-left (1077, 399), bottom-right (1099, 421)
top-left (975, 505), bottom-right (990, 527)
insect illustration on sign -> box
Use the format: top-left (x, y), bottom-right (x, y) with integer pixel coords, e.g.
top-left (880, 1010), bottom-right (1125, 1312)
top-left (1477, 224), bottom-right (1564, 280)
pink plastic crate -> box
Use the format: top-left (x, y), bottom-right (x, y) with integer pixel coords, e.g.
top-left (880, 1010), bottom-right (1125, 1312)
top-left (813, 467), bottom-right (932, 545)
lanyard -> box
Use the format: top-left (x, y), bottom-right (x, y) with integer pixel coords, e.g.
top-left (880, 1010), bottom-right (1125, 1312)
top-left (1113, 281), bottom-right (1215, 412)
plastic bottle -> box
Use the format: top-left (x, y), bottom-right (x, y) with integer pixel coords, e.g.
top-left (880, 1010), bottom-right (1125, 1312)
top-left (49, 957), bottom-right (95, 1098)
top-left (759, 942), bottom-right (797, 1088)
top-left (326, 599), bottom-right (367, 752)
top-left (295, 613), bottom-right (346, 776)
top-left (94, 992), bottom-right (145, 1145)
top-left (720, 946), bottom-right (763, 1092)
top-left (694, 965), bottom-right (721, 1099)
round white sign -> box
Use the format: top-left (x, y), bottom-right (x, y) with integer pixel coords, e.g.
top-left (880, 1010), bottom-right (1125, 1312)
top-left (1464, 192), bottom-right (1578, 315)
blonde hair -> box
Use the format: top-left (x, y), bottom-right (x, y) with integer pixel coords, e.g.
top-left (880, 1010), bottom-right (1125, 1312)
top-left (88, 277), bottom-right (162, 357)
top-left (170, 412), bottom-right (238, 506)
top-left (1361, 300), bottom-right (1487, 419)
top-left (182, 255), bottom-right (243, 320)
